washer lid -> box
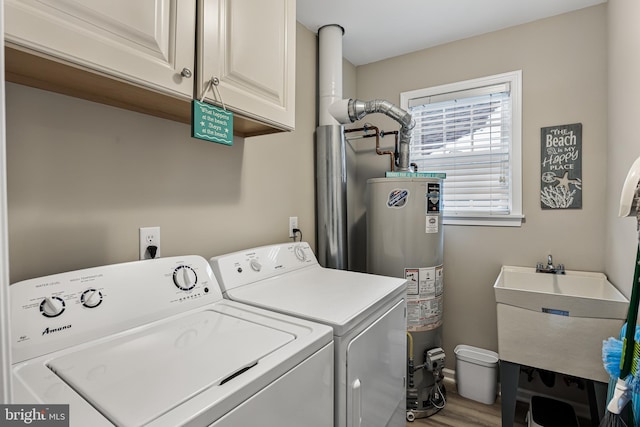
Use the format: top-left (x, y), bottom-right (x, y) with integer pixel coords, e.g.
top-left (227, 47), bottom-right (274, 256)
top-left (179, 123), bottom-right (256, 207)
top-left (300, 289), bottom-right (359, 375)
top-left (47, 309), bottom-right (294, 427)
top-left (227, 266), bottom-right (406, 336)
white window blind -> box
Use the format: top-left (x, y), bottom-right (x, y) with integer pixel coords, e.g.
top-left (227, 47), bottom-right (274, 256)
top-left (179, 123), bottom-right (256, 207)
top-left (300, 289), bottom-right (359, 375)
top-left (401, 71), bottom-right (522, 226)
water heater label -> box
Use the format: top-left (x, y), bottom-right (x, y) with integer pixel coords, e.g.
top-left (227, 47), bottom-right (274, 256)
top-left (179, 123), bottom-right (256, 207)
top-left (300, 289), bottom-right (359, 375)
top-left (387, 189), bottom-right (409, 208)
top-left (425, 215), bottom-right (439, 233)
top-left (405, 265), bottom-right (444, 332)
top-left (426, 183), bottom-right (441, 213)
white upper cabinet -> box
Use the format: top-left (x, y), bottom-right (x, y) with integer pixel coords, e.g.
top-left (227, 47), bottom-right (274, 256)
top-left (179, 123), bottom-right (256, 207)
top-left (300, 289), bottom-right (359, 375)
top-left (4, 0), bottom-right (296, 134)
top-left (197, 0), bottom-right (296, 131)
top-left (5, 0), bottom-right (196, 99)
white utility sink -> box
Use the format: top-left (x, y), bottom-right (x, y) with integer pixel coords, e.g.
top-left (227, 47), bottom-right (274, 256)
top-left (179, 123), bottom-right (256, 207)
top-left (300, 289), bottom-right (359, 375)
top-left (493, 266), bottom-right (628, 383)
top-left (494, 266), bottom-right (628, 319)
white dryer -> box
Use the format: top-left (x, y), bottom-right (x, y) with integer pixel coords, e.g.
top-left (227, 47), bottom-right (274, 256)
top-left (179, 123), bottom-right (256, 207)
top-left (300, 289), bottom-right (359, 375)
top-left (10, 255), bottom-right (334, 427)
top-left (210, 242), bottom-right (407, 427)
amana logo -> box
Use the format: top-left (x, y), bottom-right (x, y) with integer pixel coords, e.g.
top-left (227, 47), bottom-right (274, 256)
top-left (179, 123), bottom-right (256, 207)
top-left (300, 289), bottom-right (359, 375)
top-left (42, 325), bottom-right (71, 336)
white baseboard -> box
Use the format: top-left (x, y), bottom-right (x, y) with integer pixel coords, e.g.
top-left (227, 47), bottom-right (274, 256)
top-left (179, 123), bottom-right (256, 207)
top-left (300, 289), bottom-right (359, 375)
top-left (442, 367), bottom-right (456, 387)
top-left (441, 368), bottom-right (591, 420)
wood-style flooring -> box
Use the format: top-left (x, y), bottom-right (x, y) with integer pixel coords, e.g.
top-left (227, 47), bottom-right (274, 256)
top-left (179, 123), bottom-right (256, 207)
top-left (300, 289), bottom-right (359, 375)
top-left (407, 390), bottom-right (528, 427)
top-left (407, 388), bottom-right (591, 426)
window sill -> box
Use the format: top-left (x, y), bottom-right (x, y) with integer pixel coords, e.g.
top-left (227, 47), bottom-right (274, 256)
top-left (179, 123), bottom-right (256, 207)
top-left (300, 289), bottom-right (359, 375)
top-left (443, 214), bottom-right (524, 227)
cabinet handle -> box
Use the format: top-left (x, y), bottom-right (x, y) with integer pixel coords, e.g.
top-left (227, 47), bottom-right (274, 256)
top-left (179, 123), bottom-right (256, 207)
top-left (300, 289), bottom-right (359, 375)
top-left (181, 68), bottom-right (192, 78)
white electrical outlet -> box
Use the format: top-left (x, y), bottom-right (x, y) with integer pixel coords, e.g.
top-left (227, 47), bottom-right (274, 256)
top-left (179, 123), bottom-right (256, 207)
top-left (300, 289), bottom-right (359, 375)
top-left (289, 216), bottom-right (298, 238)
top-left (139, 226), bottom-right (161, 259)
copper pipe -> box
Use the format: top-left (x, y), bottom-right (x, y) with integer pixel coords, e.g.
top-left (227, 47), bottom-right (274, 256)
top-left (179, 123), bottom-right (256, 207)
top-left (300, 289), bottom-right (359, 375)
top-left (344, 125), bottom-right (396, 171)
top-left (337, 99), bottom-right (414, 171)
top-left (380, 130), bottom-right (401, 170)
top-left (343, 127), bottom-right (366, 134)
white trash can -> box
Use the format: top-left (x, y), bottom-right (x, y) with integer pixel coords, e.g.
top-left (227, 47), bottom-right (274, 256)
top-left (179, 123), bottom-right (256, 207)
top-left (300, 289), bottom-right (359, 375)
top-left (454, 344), bottom-right (499, 404)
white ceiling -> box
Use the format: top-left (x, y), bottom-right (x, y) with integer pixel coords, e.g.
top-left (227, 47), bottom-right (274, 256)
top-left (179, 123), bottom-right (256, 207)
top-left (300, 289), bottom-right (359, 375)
top-left (296, 0), bottom-right (607, 66)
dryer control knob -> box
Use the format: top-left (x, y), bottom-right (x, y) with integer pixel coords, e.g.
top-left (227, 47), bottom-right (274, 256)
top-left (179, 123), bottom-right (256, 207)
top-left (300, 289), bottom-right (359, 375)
top-left (294, 245), bottom-right (307, 262)
top-left (173, 265), bottom-right (197, 291)
top-left (40, 296), bottom-right (65, 318)
top-left (250, 259), bottom-right (262, 272)
top-left (81, 289), bottom-right (103, 308)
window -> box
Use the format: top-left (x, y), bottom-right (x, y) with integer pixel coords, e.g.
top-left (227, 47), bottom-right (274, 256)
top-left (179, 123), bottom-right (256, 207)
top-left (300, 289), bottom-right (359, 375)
top-left (400, 71), bottom-right (522, 226)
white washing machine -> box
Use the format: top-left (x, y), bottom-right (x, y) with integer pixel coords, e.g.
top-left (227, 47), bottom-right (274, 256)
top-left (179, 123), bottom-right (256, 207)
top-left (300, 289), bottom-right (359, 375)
top-left (10, 255), bottom-right (334, 427)
top-left (210, 242), bottom-right (407, 427)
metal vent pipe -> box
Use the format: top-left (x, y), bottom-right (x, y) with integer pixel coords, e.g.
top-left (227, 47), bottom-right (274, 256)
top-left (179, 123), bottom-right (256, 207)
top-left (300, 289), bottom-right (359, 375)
top-left (316, 24), bottom-right (348, 269)
top-left (329, 98), bottom-right (415, 171)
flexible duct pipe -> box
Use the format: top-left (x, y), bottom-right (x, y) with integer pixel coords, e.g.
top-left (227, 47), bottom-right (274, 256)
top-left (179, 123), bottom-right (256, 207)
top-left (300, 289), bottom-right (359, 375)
top-left (316, 24), bottom-right (348, 269)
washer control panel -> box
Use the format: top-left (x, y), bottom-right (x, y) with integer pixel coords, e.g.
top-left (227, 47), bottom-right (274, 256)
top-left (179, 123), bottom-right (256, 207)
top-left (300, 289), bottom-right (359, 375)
top-left (10, 255), bottom-right (222, 363)
top-left (210, 242), bottom-right (317, 292)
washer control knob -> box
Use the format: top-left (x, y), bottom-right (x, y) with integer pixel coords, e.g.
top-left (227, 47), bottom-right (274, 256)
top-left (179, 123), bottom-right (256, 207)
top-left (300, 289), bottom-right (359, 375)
top-left (173, 265), bottom-right (197, 291)
top-left (294, 245), bottom-right (307, 262)
top-left (249, 259), bottom-right (262, 272)
top-left (81, 289), bottom-right (103, 308)
top-left (40, 296), bottom-right (65, 318)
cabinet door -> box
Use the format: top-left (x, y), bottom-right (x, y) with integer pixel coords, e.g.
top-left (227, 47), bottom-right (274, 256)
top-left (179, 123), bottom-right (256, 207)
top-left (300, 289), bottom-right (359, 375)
top-left (198, 0), bottom-right (295, 131)
top-left (5, 0), bottom-right (195, 99)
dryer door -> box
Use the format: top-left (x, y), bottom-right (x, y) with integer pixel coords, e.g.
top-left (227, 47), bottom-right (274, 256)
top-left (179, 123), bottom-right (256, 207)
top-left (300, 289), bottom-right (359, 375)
top-left (346, 299), bottom-right (406, 427)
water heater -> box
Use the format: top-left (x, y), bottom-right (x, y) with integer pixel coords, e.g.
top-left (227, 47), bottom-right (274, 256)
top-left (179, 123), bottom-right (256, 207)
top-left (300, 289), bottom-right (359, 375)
top-left (366, 176), bottom-right (444, 421)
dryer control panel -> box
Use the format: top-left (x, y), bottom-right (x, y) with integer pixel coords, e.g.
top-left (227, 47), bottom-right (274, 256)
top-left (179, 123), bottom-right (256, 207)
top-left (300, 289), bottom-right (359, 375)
top-left (210, 242), bottom-right (317, 292)
top-left (10, 256), bottom-right (222, 363)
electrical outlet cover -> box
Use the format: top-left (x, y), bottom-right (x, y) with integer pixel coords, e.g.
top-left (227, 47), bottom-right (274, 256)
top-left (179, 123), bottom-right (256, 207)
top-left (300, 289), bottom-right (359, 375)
top-left (139, 227), bottom-right (161, 259)
top-left (289, 217), bottom-right (298, 238)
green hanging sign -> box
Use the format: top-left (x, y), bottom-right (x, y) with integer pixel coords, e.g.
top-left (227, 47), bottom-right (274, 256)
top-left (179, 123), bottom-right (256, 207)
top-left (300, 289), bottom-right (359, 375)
top-left (191, 100), bottom-right (233, 146)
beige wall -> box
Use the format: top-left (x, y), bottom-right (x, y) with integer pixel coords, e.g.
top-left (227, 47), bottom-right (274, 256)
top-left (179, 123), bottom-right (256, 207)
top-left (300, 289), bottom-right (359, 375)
top-left (6, 23), bottom-right (318, 283)
top-left (605, 0), bottom-right (640, 297)
top-left (352, 5), bottom-right (608, 366)
top-left (5, 5), bottom-right (619, 378)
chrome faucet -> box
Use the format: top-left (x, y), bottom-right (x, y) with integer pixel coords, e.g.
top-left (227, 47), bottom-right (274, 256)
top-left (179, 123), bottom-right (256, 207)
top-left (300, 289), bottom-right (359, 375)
top-left (536, 254), bottom-right (565, 274)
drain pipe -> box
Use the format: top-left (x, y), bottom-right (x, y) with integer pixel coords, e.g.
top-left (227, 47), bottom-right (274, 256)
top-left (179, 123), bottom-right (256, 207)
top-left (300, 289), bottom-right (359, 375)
top-left (329, 98), bottom-right (415, 171)
top-left (316, 24), bottom-right (348, 269)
